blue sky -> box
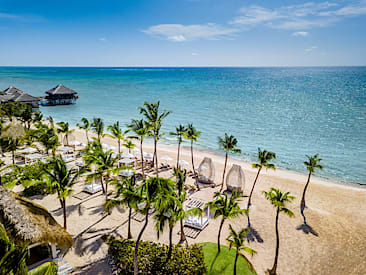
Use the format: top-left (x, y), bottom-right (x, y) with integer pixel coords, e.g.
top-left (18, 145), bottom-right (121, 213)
top-left (0, 0), bottom-right (366, 66)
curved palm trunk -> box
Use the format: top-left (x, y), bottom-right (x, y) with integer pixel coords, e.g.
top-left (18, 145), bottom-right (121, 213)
top-left (105, 176), bottom-right (109, 202)
top-left (118, 139), bottom-right (121, 159)
top-left (176, 140), bottom-right (181, 168)
top-left (247, 168), bottom-right (262, 210)
top-left (127, 207), bottom-right (133, 239)
top-left (85, 130), bottom-right (89, 143)
top-left (168, 225), bottom-right (173, 259)
top-left (269, 208), bottom-right (280, 275)
top-left (179, 219), bottom-right (186, 243)
top-left (140, 139), bottom-right (145, 178)
top-left (190, 140), bottom-right (199, 191)
top-left (217, 218), bottom-right (225, 252)
top-left (100, 175), bottom-right (106, 194)
top-left (300, 172), bottom-right (312, 217)
top-left (220, 153), bottom-right (228, 192)
top-left (234, 250), bottom-right (239, 275)
top-left (134, 211), bottom-right (149, 275)
top-left (62, 198), bottom-right (67, 229)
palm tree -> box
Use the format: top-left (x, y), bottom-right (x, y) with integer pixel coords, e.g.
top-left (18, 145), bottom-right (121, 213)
top-left (56, 121), bottom-right (74, 146)
top-left (76, 117), bottom-right (91, 143)
top-left (91, 117), bottom-right (104, 142)
top-left (170, 124), bottom-right (187, 168)
top-left (36, 124), bottom-right (59, 156)
top-left (218, 133), bottom-right (242, 192)
top-left (18, 105), bottom-right (33, 130)
top-left (84, 144), bottom-right (118, 202)
top-left (43, 155), bottom-right (84, 229)
top-left (123, 139), bottom-right (135, 153)
top-left (263, 188), bottom-right (295, 275)
top-left (105, 121), bottom-right (124, 158)
top-left (126, 119), bottom-right (149, 178)
top-left (1, 137), bottom-right (22, 164)
top-left (206, 191), bottom-right (248, 252)
top-left (174, 168), bottom-right (187, 243)
top-left (105, 174), bottom-right (139, 239)
top-left (139, 101), bottom-right (171, 176)
top-left (184, 123), bottom-right (201, 190)
top-left (32, 110), bottom-right (43, 124)
top-left (300, 154), bottom-right (323, 218)
top-left (133, 177), bottom-right (174, 275)
top-left (226, 225), bottom-right (256, 275)
top-left (247, 148), bottom-right (276, 210)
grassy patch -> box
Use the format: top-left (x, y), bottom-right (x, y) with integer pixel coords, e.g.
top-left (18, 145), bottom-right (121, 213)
top-left (201, 242), bottom-right (257, 275)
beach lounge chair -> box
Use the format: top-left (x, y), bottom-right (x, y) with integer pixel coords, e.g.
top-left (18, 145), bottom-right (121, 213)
top-left (225, 164), bottom-right (245, 193)
top-left (197, 157), bottom-right (215, 184)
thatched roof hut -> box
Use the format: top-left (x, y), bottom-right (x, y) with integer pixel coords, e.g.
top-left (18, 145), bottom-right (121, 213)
top-left (0, 186), bottom-right (73, 248)
top-left (45, 84), bottom-right (77, 96)
top-left (0, 86), bottom-right (40, 107)
top-left (1, 123), bottom-right (26, 139)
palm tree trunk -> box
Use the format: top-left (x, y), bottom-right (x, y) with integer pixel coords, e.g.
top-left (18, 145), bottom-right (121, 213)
top-left (177, 141), bottom-right (181, 168)
top-left (191, 140), bottom-right (199, 191)
top-left (269, 208), bottom-right (280, 275)
top-left (134, 211), bottom-right (149, 275)
top-left (217, 218), bottom-right (225, 252)
top-left (247, 168), bottom-right (262, 209)
top-left (62, 199), bottom-right (67, 229)
top-left (12, 150), bottom-right (15, 164)
top-left (140, 139), bottom-right (145, 178)
top-left (86, 130), bottom-right (89, 143)
top-left (300, 172), bottom-right (312, 216)
top-left (220, 153), bottom-right (228, 192)
top-left (168, 226), bottom-right (173, 259)
top-left (105, 176), bottom-right (109, 202)
top-left (128, 207), bottom-right (132, 239)
top-left (153, 136), bottom-right (158, 177)
top-left (234, 250), bottom-right (239, 275)
top-left (179, 219), bottom-right (186, 243)
top-left (118, 139), bottom-right (120, 159)
top-left (100, 176), bottom-right (106, 194)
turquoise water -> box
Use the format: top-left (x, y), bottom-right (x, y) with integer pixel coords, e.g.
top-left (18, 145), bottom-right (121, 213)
top-left (0, 67), bottom-right (365, 185)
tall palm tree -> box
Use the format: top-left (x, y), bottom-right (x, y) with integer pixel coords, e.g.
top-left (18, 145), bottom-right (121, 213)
top-left (43, 155), bottom-right (84, 229)
top-left (206, 191), bottom-right (248, 252)
top-left (263, 188), bottom-right (295, 275)
top-left (218, 133), bottom-right (242, 192)
top-left (18, 105), bottom-right (33, 130)
top-left (105, 174), bottom-right (139, 239)
top-left (174, 168), bottom-right (187, 243)
top-left (84, 145), bottom-right (118, 202)
top-left (105, 121), bottom-right (124, 158)
top-left (226, 225), bottom-right (256, 275)
top-left (76, 117), bottom-right (91, 143)
top-left (184, 123), bottom-right (201, 190)
top-left (300, 154), bottom-right (323, 218)
top-left (91, 117), bottom-right (104, 142)
top-left (139, 101), bottom-right (171, 176)
top-left (1, 137), bottom-right (22, 164)
top-left (35, 124), bottom-right (59, 156)
top-left (170, 124), bottom-right (187, 168)
top-left (133, 177), bottom-right (174, 275)
top-left (126, 119), bottom-right (149, 178)
top-left (56, 121), bottom-right (74, 146)
top-left (247, 148), bottom-right (276, 210)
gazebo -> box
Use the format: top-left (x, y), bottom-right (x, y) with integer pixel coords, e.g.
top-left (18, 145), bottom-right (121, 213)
top-left (225, 164), bottom-right (246, 193)
top-left (0, 186), bottom-right (73, 269)
top-left (41, 84), bottom-right (78, 106)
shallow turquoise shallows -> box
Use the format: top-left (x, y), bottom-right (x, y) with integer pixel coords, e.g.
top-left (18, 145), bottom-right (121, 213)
top-left (0, 67), bottom-right (365, 185)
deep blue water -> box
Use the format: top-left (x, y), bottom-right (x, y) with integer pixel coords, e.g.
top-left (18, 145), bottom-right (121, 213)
top-left (0, 67), bottom-right (365, 185)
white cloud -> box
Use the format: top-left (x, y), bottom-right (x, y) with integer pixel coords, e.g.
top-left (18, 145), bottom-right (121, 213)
top-left (142, 23), bottom-right (239, 42)
top-left (191, 52), bottom-right (199, 56)
top-left (99, 37), bottom-right (106, 41)
top-left (305, 46), bottom-right (318, 52)
top-left (292, 31), bottom-right (309, 36)
top-left (0, 12), bottom-right (19, 19)
top-left (231, 1), bottom-right (366, 30)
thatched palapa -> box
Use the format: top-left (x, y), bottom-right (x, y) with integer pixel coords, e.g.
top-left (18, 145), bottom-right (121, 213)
top-left (0, 186), bottom-right (73, 248)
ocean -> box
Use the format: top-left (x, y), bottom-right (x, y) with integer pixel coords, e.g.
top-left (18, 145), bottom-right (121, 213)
top-left (0, 67), bottom-right (365, 185)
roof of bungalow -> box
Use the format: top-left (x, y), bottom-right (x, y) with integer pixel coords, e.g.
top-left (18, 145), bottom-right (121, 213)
top-left (0, 186), bottom-right (73, 248)
top-left (3, 85), bottom-right (25, 95)
top-left (0, 86), bottom-right (39, 103)
top-left (45, 84), bottom-right (77, 96)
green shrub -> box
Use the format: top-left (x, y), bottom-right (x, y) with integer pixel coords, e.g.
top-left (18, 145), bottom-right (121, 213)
top-left (21, 182), bottom-right (49, 197)
top-left (104, 236), bottom-right (207, 275)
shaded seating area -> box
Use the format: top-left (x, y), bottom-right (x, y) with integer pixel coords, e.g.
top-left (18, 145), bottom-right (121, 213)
top-left (184, 198), bottom-right (209, 231)
top-left (197, 157), bottom-right (215, 184)
top-left (83, 173), bottom-right (103, 194)
top-left (225, 164), bottom-right (245, 193)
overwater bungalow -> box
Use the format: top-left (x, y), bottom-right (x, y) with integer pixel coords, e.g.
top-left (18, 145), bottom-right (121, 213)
top-left (41, 84), bottom-right (78, 106)
top-left (0, 86), bottom-right (40, 110)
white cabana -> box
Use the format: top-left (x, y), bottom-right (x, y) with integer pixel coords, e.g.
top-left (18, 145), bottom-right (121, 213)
top-left (18, 147), bottom-right (38, 154)
top-left (143, 152), bottom-right (153, 160)
top-left (25, 153), bottom-right (43, 164)
top-left (83, 173), bottom-right (103, 194)
top-left (225, 164), bottom-right (245, 193)
top-left (184, 198), bottom-right (209, 230)
top-left (197, 157), bottom-right (215, 184)
top-left (119, 169), bottom-right (134, 177)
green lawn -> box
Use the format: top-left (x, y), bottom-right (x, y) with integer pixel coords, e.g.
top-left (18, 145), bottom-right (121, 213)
top-left (201, 242), bottom-right (257, 275)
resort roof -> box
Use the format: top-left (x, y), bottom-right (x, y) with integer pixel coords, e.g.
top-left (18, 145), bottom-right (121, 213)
top-left (3, 85), bottom-right (25, 95)
top-left (0, 186), bottom-right (73, 248)
top-left (46, 84), bottom-right (77, 95)
top-left (0, 86), bottom-right (39, 103)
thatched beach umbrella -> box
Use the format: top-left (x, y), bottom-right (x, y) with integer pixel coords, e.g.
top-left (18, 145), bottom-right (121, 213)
top-left (0, 186), bottom-right (73, 249)
top-left (0, 123), bottom-right (25, 139)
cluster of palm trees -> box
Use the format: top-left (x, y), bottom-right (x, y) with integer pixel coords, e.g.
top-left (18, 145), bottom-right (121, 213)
top-left (0, 101), bottom-right (325, 275)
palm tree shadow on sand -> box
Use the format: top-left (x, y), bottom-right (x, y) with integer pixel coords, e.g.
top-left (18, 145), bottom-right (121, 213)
top-left (296, 211), bottom-right (319, 237)
top-left (245, 216), bottom-right (264, 243)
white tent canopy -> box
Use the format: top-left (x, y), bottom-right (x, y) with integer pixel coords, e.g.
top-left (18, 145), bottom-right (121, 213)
top-left (225, 164), bottom-right (245, 193)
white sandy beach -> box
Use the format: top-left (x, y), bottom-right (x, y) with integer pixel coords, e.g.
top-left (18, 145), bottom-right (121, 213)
top-left (9, 128), bottom-right (366, 275)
